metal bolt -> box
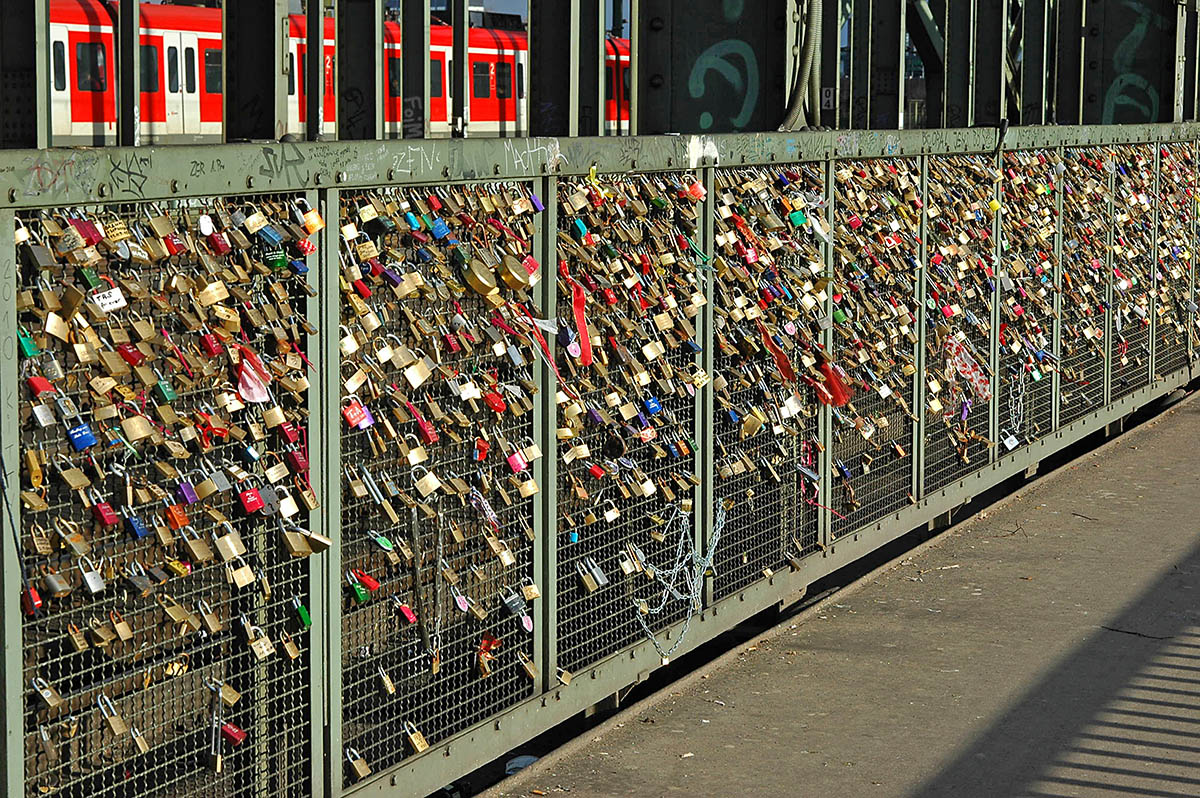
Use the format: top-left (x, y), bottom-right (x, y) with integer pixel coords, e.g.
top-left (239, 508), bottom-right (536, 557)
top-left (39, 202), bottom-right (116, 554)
top-left (8, 189), bottom-right (16, 203)
top-left (169, 179), bottom-right (179, 194)
top-left (387, 168), bottom-right (395, 181)
top-left (336, 171), bottom-right (347, 183)
top-left (245, 176), bottom-right (254, 189)
top-left (97, 183), bottom-right (107, 197)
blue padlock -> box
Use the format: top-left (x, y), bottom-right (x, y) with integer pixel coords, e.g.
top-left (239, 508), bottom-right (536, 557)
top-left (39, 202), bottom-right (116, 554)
top-left (125, 510), bottom-right (151, 540)
top-left (64, 405), bottom-right (97, 451)
top-left (665, 440), bottom-right (680, 458)
top-left (572, 218), bottom-right (588, 239)
top-left (288, 258), bottom-right (309, 275)
top-left (405, 211), bottom-right (421, 231)
top-left (257, 224), bottom-right (285, 247)
top-left (430, 218), bottom-right (451, 240)
top-left (643, 396), bottom-right (662, 415)
top-left (726, 408), bottom-right (740, 425)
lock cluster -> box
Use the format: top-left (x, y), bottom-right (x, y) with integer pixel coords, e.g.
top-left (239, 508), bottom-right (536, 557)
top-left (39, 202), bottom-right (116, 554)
top-left (15, 197), bottom-right (320, 795)
top-left (335, 183), bottom-right (546, 783)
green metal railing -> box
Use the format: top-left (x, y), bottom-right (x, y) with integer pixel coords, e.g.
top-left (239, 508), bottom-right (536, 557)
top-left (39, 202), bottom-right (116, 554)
top-left (3, 123), bottom-right (1196, 798)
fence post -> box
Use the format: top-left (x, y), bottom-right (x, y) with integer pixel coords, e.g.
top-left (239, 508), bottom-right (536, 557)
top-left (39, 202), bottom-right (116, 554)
top-left (913, 153), bottom-right (930, 500)
top-left (318, 186), bottom-right (344, 796)
top-left (698, 160), bottom-right (716, 606)
top-left (535, 172), bottom-right (559, 688)
top-left (1103, 146), bottom-right (1116, 407)
top-left (1052, 144), bottom-right (1065, 431)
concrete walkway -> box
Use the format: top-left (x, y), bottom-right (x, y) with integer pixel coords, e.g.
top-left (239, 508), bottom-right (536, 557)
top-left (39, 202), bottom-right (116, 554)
top-left (488, 394), bottom-right (1200, 798)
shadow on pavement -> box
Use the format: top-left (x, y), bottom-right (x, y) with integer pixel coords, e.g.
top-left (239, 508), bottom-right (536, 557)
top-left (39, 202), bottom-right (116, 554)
top-left (913, 536), bottom-right (1200, 798)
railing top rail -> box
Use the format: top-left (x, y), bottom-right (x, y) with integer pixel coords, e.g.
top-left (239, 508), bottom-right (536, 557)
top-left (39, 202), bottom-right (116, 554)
top-left (1, 123), bottom-right (1196, 208)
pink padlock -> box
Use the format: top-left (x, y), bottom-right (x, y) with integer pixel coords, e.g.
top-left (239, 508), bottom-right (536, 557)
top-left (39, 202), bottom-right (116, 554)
top-left (506, 443), bottom-right (528, 474)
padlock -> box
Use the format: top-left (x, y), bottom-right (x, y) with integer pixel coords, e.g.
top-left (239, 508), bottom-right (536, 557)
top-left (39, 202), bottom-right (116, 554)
top-left (404, 722), bottom-right (429, 753)
top-left (179, 525), bottom-right (214, 562)
top-left (351, 568), bottom-right (381, 592)
top-left (341, 395), bottom-right (368, 428)
top-left (79, 557), bottom-right (105, 594)
top-left (87, 489), bottom-right (119, 527)
top-left (124, 508), bottom-right (151, 540)
top-left (293, 595), bottom-right (312, 629)
top-left (97, 695), bottom-right (127, 736)
top-left (346, 571), bottom-right (370, 604)
top-left (197, 599), bottom-right (223, 635)
top-left (227, 555), bottom-right (256, 588)
top-left (238, 480), bottom-right (265, 514)
top-left (346, 748), bottom-right (372, 781)
top-left (32, 677), bottom-right (64, 709)
top-left (220, 721), bottom-right (248, 746)
top-left (243, 616), bottom-right (276, 660)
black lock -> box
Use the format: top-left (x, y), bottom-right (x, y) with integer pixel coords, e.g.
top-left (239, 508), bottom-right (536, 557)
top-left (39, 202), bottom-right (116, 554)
top-left (601, 426), bottom-right (627, 459)
top-left (257, 485), bottom-right (281, 516)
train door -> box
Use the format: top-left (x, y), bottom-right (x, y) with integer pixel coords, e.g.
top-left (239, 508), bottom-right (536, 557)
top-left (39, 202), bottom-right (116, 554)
top-left (67, 27), bottom-right (116, 144)
top-left (49, 26), bottom-right (72, 142)
top-left (161, 30), bottom-right (185, 136)
top-left (515, 51), bottom-right (527, 137)
top-left (179, 33), bottom-right (202, 139)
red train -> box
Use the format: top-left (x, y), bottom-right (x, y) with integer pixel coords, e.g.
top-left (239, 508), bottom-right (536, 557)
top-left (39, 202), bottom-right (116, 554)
top-left (50, 0), bottom-right (631, 144)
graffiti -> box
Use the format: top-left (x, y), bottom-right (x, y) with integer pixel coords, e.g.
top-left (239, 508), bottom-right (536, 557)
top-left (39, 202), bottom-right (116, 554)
top-left (402, 97), bottom-right (425, 138)
top-left (884, 134), bottom-right (900, 157)
top-left (188, 158), bottom-right (226, 178)
top-left (688, 40), bottom-right (760, 131)
top-left (108, 152), bottom-right (152, 198)
top-left (22, 151), bottom-right (100, 199)
top-left (502, 139), bottom-right (564, 173)
top-left (1103, 0), bottom-right (1171, 124)
top-left (340, 87), bottom-right (369, 138)
top-left (258, 142), bottom-right (310, 185)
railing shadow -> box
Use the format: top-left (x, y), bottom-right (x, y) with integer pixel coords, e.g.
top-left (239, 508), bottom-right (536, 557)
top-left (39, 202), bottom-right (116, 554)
top-left (912, 537), bottom-right (1200, 797)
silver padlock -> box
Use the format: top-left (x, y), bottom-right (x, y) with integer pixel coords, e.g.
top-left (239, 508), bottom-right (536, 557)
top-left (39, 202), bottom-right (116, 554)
top-left (79, 556), bottom-right (105, 595)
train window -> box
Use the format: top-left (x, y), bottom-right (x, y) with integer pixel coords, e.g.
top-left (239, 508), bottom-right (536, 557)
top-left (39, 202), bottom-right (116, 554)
top-left (204, 49), bottom-right (222, 94)
top-left (140, 45), bottom-right (159, 93)
top-left (52, 42), bottom-right (65, 92)
top-left (517, 62), bottom-right (524, 99)
top-left (76, 42), bottom-right (106, 92)
top-left (167, 46), bottom-right (179, 93)
top-left (496, 62), bottom-right (512, 99)
top-left (387, 57), bottom-right (402, 97)
top-left (431, 59), bottom-right (443, 98)
top-left (185, 47), bottom-right (196, 94)
top-left (288, 53), bottom-right (295, 96)
top-left (472, 62), bottom-right (490, 98)
top-left (606, 66), bottom-right (614, 100)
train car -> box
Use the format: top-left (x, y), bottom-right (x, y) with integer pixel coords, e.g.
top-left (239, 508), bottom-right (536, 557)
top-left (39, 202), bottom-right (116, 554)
top-left (48, 0), bottom-right (628, 145)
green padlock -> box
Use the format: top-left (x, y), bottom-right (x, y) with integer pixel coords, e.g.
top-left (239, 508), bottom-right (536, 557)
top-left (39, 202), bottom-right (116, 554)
top-left (292, 596), bottom-right (312, 629)
top-left (264, 247), bottom-right (288, 270)
top-left (153, 368), bottom-right (177, 403)
top-left (75, 265), bottom-right (100, 289)
top-left (832, 308), bottom-right (848, 324)
top-left (788, 209), bottom-right (808, 227)
top-left (347, 572), bottom-right (370, 605)
top-left (17, 328), bottom-right (40, 358)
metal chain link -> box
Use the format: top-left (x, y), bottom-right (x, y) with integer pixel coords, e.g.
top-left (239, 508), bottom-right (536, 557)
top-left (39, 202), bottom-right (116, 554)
top-left (634, 502), bottom-right (725, 661)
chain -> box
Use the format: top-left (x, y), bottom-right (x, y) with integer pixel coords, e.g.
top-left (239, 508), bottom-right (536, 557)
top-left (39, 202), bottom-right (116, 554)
top-left (1007, 367), bottom-right (1027, 439)
top-left (634, 502), bottom-right (725, 661)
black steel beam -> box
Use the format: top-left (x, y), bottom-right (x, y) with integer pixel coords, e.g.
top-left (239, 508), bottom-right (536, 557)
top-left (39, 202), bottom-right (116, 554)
top-left (819, 0), bottom-right (845, 128)
top-left (868, 0), bottom-right (904, 128)
top-left (1053, 0), bottom-right (1084, 124)
top-left (451, 0), bottom-right (468, 136)
top-left (308, 0), bottom-right (326, 140)
top-left (338, 0), bottom-right (385, 140)
top-left (225, 0), bottom-right (290, 141)
top-left (973, 0), bottom-right (1005, 125)
top-left (401, 0), bottom-right (430, 138)
top-left (0, 2), bottom-right (48, 148)
top-left (913, 0), bottom-right (948, 129)
top-left (1187, 8), bottom-right (1199, 121)
top-left (1020, 0), bottom-right (1048, 125)
top-left (849, 0), bottom-right (871, 129)
top-left (942, 0), bottom-right (974, 127)
top-left (118, 0), bottom-right (139, 146)
top-left (530, 0), bottom-right (573, 135)
top-left (577, 0), bottom-right (605, 136)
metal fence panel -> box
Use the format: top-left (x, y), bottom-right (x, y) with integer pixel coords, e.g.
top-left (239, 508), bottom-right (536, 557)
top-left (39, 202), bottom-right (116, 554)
top-left (2, 126), bottom-right (1199, 798)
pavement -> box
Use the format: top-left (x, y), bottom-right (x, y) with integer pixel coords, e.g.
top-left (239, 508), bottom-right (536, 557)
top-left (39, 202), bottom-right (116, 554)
top-left (485, 392), bottom-right (1200, 798)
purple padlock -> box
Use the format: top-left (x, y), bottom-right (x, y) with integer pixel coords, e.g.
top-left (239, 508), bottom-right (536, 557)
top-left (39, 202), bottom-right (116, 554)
top-left (381, 266), bottom-right (404, 287)
top-left (356, 403), bottom-right (376, 430)
top-left (177, 477), bottom-right (199, 505)
top-left (529, 193), bottom-right (545, 213)
top-left (586, 406), bottom-right (604, 425)
top-left (635, 411), bottom-right (649, 428)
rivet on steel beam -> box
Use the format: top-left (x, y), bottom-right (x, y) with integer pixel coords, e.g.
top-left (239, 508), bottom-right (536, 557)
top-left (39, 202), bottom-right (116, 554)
top-left (630, 160), bottom-right (637, 170)
top-left (494, 720), bottom-right (502, 730)
top-left (246, 176), bottom-right (255, 189)
top-left (97, 183), bottom-right (108, 198)
top-left (336, 171), bottom-right (347, 183)
top-left (387, 169), bottom-right (395, 181)
top-left (667, 157), bottom-right (673, 167)
top-left (444, 747), bottom-right (451, 757)
top-left (443, 166), bottom-right (451, 177)
top-left (494, 164), bottom-right (501, 175)
top-left (169, 180), bottom-right (179, 194)
top-left (392, 775), bottom-right (400, 786)
top-left (8, 189), bottom-right (16, 203)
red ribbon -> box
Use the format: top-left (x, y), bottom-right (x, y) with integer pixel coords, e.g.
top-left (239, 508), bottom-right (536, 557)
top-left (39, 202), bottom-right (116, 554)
top-left (756, 319), bottom-right (796, 383)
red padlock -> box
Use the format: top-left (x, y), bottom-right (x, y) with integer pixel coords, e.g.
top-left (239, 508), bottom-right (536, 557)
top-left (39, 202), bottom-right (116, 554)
top-left (220, 722), bottom-right (248, 746)
top-left (601, 287), bottom-right (618, 306)
top-left (351, 568), bottom-right (381, 592)
top-left (352, 279), bottom-right (372, 299)
top-left (238, 483), bottom-right (265, 514)
top-left (342, 396), bottom-right (368, 428)
top-left (208, 231), bottom-right (232, 256)
top-left (27, 376), bottom-right (56, 397)
top-left (200, 326), bottom-right (224, 357)
top-left (405, 401), bottom-right (439, 445)
top-left (90, 490), bottom-right (119, 527)
top-left (285, 448), bottom-right (308, 473)
top-left (397, 602), bottom-right (417, 624)
top-left (116, 342), bottom-right (146, 366)
top-left (587, 462), bottom-right (607, 479)
top-left (442, 330), bottom-right (461, 354)
top-left (473, 437), bottom-right (490, 461)
top-left (482, 389), bottom-right (507, 413)
top-left (162, 232), bottom-right (188, 256)
top-left (22, 585), bottom-right (43, 616)
top-left (277, 420), bottom-right (301, 444)
top-left (293, 237), bottom-right (317, 256)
